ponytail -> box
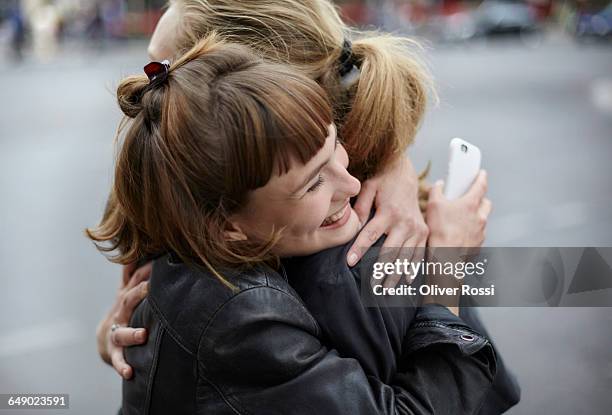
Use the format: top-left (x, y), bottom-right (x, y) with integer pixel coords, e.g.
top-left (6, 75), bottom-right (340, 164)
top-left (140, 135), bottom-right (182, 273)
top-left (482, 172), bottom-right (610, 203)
top-left (172, 1), bottom-right (433, 181)
top-left (338, 34), bottom-right (432, 181)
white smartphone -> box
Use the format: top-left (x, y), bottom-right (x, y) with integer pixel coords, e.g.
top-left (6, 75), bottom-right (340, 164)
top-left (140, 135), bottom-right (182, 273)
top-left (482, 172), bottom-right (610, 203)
top-left (443, 138), bottom-right (482, 200)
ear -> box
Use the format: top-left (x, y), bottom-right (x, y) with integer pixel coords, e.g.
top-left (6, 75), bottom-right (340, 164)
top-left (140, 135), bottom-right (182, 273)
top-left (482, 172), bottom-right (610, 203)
top-left (148, 4), bottom-right (180, 61)
top-left (224, 218), bottom-right (248, 241)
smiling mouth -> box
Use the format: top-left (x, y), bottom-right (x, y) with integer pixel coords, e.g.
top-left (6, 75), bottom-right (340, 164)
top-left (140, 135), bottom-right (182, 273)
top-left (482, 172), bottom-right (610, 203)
top-left (321, 202), bottom-right (350, 227)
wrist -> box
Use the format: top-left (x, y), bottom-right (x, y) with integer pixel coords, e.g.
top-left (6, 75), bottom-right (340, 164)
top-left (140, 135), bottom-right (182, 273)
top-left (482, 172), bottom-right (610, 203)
top-left (421, 297), bottom-right (460, 317)
top-left (428, 235), bottom-right (452, 248)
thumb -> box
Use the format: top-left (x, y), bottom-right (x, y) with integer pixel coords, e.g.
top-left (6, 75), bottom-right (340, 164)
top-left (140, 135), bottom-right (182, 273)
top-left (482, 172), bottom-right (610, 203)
top-left (429, 180), bottom-right (444, 201)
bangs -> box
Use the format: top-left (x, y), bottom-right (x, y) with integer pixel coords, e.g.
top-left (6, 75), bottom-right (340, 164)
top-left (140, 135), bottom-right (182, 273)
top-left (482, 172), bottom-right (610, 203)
top-left (220, 64), bottom-right (334, 193)
top-left (258, 67), bottom-right (333, 176)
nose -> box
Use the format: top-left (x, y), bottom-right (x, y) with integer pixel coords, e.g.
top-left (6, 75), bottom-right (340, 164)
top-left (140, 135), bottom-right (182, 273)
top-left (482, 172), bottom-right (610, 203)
top-left (330, 146), bottom-right (360, 200)
top-left (342, 171), bottom-right (361, 199)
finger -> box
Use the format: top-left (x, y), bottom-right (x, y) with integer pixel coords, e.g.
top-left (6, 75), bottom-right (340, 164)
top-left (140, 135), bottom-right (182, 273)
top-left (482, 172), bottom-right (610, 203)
top-left (409, 244), bottom-right (425, 283)
top-left (352, 181), bottom-right (376, 227)
top-left (380, 226), bottom-right (411, 267)
top-left (380, 223), bottom-right (411, 251)
top-left (347, 217), bottom-right (386, 267)
top-left (478, 197), bottom-right (492, 220)
top-left (413, 228), bottom-right (429, 254)
top-left (111, 326), bottom-right (147, 347)
top-left (121, 262), bottom-right (137, 287)
top-left (404, 235), bottom-right (426, 284)
top-left (115, 281), bottom-right (149, 324)
top-left (378, 227), bottom-right (411, 288)
top-left (110, 346), bottom-right (132, 379)
top-left (125, 262), bottom-right (153, 290)
top-left (428, 180), bottom-right (445, 201)
top-left (382, 273), bottom-right (403, 289)
top-left (464, 170), bottom-right (488, 202)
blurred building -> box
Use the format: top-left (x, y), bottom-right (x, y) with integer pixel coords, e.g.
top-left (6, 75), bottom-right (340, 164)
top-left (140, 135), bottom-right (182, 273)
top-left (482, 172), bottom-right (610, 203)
top-left (2, 0), bottom-right (609, 61)
top-left (336, 0), bottom-right (610, 25)
top-left (0, 0), bottom-right (167, 61)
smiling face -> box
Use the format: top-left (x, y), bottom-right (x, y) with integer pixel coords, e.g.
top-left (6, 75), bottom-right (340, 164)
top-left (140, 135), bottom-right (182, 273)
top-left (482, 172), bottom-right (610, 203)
top-left (148, 6), bottom-right (361, 258)
top-left (230, 124), bottom-right (362, 257)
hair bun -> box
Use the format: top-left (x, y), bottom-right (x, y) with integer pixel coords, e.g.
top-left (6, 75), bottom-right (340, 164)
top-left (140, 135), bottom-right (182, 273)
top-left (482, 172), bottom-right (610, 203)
top-left (116, 75), bottom-right (149, 118)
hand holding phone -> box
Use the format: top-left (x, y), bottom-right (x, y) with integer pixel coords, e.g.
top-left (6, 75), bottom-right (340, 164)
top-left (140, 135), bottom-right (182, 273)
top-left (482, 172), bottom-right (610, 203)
top-left (424, 138), bottom-right (488, 315)
top-left (444, 138), bottom-right (482, 200)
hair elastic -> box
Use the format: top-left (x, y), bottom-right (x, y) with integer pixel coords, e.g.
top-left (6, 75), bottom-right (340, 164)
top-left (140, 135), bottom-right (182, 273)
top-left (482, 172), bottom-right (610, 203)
top-left (144, 59), bottom-right (171, 86)
top-left (338, 39), bottom-right (355, 77)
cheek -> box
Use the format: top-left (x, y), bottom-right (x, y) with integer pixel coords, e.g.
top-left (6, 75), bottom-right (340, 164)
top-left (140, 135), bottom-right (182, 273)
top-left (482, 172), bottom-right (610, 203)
top-left (288, 193), bottom-right (332, 233)
top-left (250, 196), bottom-right (328, 237)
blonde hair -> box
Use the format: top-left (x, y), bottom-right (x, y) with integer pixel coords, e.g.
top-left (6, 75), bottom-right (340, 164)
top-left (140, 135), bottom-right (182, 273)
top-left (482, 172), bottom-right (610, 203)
top-left (171, 0), bottom-right (432, 181)
top-left (87, 35), bottom-right (333, 287)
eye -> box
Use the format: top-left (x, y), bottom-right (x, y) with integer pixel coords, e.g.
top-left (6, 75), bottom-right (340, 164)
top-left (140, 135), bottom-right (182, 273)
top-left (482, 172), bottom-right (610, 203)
top-left (306, 175), bottom-right (325, 193)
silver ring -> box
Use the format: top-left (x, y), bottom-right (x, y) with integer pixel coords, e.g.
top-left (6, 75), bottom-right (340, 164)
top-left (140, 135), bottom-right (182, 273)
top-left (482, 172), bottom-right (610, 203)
top-left (110, 323), bottom-right (121, 332)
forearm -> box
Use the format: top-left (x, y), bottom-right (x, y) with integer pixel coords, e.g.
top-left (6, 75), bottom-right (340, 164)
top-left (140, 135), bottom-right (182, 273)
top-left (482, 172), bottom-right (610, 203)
top-left (419, 247), bottom-right (465, 315)
top-left (421, 295), bottom-right (460, 316)
top-left (420, 274), bottom-right (461, 317)
top-left (394, 344), bottom-right (494, 414)
top-left (398, 305), bottom-right (497, 414)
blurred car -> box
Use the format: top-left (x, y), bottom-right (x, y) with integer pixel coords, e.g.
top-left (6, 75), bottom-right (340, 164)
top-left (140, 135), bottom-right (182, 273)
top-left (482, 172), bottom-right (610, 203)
top-left (436, 11), bottom-right (478, 42)
top-left (575, 3), bottom-right (612, 40)
top-left (473, 0), bottom-right (540, 37)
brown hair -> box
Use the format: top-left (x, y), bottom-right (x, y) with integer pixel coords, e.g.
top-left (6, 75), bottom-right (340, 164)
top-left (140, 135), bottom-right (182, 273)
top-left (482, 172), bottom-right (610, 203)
top-left (169, 0), bottom-right (432, 181)
top-left (87, 35), bottom-right (333, 287)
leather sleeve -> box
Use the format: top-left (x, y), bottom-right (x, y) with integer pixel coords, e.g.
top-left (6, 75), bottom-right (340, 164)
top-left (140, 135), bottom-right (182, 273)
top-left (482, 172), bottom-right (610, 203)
top-left (398, 305), bottom-right (498, 414)
top-left (197, 287), bottom-right (495, 415)
top-left (290, 266), bottom-right (409, 383)
top-left (459, 306), bottom-right (521, 413)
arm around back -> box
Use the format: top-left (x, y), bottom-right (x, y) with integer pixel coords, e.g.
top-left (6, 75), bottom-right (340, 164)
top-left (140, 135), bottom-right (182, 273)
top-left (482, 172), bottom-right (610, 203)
top-left (197, 286), bottom-right (496, 415)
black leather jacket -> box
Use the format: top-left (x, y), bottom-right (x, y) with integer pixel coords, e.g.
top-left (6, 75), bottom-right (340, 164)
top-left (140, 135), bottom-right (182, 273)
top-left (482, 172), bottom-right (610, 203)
top-left (122, 253), bottom-right (497, 415)
top-left (283, 236), bottom-right (520, 414)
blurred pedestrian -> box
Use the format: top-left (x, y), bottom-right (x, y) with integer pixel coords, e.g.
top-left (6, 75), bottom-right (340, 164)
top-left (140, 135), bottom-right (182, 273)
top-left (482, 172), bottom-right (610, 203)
top-left (28, 0), bottom-right (60, 61)
top-left (8, 4), bottom-right (26, 61)
top-left (86, 3), bottom-right (105, 48)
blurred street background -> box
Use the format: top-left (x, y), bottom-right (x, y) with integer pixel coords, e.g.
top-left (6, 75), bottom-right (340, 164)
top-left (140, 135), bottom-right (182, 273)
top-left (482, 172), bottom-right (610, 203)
top-left (0, 0), bottom-right (611, 414)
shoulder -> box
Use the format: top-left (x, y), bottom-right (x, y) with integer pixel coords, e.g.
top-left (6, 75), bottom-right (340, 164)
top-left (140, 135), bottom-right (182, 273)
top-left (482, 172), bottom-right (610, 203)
top-left (283, 245), bottom-right (345, 288)
top-left (281, 209), bottom-right (384, 284)
top-left (148, 254), bottom-right (305, 355)
top-left (196, 282), bottom-right (326, 389)
top-left (283, 235), bottom-right (387, 295)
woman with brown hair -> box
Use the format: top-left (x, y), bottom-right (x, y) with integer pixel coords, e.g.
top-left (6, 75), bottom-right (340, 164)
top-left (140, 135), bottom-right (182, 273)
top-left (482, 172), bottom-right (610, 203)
top-left (89, 34), bottom-right (497, 414)
top-left (99, 0), bottom-right (432, 371)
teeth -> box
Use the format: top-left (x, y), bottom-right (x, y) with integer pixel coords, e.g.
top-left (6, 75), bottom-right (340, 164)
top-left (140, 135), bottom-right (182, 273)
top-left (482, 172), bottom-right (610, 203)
top-left (322, 205), bottom-right (346, 226)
